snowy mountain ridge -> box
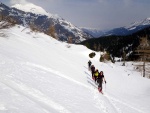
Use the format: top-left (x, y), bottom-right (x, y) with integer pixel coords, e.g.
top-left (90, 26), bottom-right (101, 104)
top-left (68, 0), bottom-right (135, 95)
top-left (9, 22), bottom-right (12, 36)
top-left (0, 25), bottom-right (150, 113)
top-left (125, 18), bottom-right (150, 30)
top-left (83, 17), bottom-right (150, 37)
top-left (12, 3), bottom-right (51, 17)
top-left (0, 2), bottom-right (92, 43)
top-left (11, 3), bottom-right (63, 20)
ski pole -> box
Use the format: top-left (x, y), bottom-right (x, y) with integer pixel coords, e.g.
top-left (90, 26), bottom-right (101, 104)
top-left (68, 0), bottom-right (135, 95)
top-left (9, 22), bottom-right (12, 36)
top-left (105, 82), bottom-right (106, 91)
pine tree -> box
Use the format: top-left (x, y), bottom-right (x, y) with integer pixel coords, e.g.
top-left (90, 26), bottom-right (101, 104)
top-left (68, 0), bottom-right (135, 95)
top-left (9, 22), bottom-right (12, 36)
top-left (135, 35), bottom-right (150, 77)
top-left (122, 48), bottom-right (126, 66)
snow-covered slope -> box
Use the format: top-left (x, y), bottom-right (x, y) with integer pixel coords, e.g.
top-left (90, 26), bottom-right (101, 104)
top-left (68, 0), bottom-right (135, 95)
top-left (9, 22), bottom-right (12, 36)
top-left (0, 25), bottom-right (150, 113)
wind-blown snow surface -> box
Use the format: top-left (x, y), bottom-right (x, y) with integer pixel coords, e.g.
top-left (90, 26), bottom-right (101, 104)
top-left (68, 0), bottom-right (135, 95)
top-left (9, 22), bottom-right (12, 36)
top-left (0, 25), bottom-right (150, 113)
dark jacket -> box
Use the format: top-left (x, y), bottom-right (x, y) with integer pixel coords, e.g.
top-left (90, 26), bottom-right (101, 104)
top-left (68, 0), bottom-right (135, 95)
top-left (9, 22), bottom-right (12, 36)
top-left (88, 61), bottom-right (92, 67)
top-left (91, 66), bottom-right (95, 72)
top-left (97, 74), bottom-right (104, 81)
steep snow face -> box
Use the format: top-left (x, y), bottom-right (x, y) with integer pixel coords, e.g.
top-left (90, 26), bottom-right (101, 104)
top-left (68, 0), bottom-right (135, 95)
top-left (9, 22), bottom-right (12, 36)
top-left (12, 3), bottom-right (52, 17)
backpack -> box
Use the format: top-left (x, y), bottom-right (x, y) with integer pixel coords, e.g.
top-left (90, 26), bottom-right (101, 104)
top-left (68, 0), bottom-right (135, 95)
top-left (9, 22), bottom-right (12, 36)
top-left (94, 71), bottom-right (99, 77)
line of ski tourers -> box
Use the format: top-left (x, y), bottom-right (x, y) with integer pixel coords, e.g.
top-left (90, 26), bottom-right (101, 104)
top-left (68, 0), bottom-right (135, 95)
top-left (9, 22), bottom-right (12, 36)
top-left (88, 60), bottom-right (106, 94)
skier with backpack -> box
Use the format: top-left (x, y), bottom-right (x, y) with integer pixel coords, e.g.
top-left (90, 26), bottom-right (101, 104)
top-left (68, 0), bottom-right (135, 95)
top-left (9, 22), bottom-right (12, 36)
top-left (93, 69), bottom-right (99, 82)
top-left (90, 65), bottom-right (95, 78)
top-left (96, 71), bottom-right (106, 94)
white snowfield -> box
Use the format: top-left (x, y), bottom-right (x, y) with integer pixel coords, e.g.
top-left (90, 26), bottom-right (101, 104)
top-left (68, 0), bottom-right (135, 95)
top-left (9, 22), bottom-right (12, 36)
top-left (0, 25), bottom-right (150, 113)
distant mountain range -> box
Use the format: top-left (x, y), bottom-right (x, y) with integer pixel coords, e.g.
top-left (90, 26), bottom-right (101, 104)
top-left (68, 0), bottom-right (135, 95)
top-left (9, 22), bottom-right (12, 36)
top-left (82, 18), bottom-right (150, 38)
top-left (80, 28), bottom-right (107, 38)
top-left (0, 2), bottom-right (93, 43)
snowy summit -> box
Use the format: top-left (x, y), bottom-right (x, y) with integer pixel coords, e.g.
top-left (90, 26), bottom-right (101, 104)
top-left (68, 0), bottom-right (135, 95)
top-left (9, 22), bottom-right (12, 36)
top-left (125, 17), bottom-right (150, 30)
top-left (12, 3), bottom-right (52, 17)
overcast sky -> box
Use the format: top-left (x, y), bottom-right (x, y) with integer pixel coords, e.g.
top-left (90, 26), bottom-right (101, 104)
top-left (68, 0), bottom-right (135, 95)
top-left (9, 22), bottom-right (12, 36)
top-left (1, 0), bottom-right (150, 30)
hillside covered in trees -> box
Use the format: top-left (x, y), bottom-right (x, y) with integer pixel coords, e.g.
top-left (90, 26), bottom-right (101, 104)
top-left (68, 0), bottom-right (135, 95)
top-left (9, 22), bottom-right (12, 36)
top-left (80, 26), bottom-right (150, 62)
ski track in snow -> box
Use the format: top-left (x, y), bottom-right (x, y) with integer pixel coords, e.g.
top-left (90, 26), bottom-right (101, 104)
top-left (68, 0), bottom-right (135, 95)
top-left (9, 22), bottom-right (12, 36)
top-left (86, 71), bottom-right (144, 113)
top-left (24, 62), bottom-right (89, 89)
top-left (93, 89), bottom-right (109, 113)
top-left (0, 60), bottom-right (144, 113)
top-left (24, 62), bottom-right (144, 113)
top-left (24, 62), bottom-right (117, 113)
top-left (104, 94), bottom-right (144, 113)
top-left (0, 76), bottom-right (71, 113)
top-left (88, 76), bottom-right (119, 113)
